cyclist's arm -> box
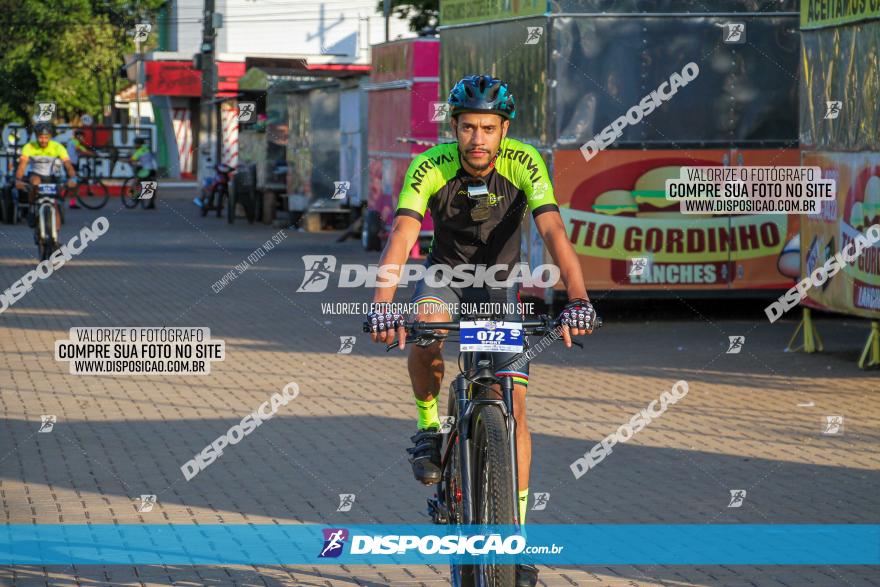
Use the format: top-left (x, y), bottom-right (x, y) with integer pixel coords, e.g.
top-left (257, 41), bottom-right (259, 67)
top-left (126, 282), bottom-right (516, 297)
top-left (534, 211), bottom-right (588, 301)
top-left (373, 215), bottom-right (421, 305)
top-left (14, 155), bottom-right (29, 184)
top-left (63, 158), bottom-right (77, 179)
top-left (514, 144), bottom-right (589, 302)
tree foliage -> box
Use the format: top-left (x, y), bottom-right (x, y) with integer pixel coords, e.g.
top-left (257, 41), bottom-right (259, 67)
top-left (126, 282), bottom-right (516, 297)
top-left (0, 0), bottom-right (165, 124)
top-left (375, 0), bottom-right (439, 35)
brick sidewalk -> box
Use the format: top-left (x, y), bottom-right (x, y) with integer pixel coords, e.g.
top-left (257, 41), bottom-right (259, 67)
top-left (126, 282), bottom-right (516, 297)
top-left (0, 198), bottom-right (877, 586)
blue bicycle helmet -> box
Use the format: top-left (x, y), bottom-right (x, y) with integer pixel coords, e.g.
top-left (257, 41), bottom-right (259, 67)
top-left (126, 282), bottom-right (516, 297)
top-left (447, 75), bottom-right (516, 120)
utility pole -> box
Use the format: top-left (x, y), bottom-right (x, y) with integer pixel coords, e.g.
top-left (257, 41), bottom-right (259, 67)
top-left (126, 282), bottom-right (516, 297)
top-left (383, 0), bottom-right (390, 42)
top-left (200, 0), bottom-right (217, 179)
top-left (134, 36), bottom-right (142, 134)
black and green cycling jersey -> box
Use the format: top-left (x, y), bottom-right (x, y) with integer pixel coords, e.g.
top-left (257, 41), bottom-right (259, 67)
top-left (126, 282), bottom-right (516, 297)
top-left (396, 137), bottom-right (558, 276)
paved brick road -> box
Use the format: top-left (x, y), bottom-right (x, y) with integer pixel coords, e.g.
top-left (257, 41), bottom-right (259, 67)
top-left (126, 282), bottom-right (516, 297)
top-left (0, 192), bottom-right (877, 586)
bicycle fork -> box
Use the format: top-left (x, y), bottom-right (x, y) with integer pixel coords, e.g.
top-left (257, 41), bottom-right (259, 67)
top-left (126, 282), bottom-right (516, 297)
top-left (453, 359), bottom-right (521, 529)
top-left (500, 373), bottom-right (521, 529)
top-left (37, 198), bottom-right (58, 243)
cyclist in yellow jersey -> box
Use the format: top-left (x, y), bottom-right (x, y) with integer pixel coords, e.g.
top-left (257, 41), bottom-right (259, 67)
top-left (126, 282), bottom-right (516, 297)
top-left (15, 124), bottom-right (78, 221)
top-left (366, 75), bottom-right (597, 587)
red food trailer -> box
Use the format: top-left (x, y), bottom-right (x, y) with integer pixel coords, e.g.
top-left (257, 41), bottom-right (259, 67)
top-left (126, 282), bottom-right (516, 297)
top-left (362, 38), bottom-right (440, 253)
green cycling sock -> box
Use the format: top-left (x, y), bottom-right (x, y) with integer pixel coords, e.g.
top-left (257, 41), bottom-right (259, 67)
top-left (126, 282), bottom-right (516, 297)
top-left (518, 488), bottom-right (529, 525)
top-left (415, 395), bottom-right (440, 430)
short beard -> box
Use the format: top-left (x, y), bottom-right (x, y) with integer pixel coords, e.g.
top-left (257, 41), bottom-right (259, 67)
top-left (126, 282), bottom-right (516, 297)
top-left (459, 145), bottom-right (494, 172)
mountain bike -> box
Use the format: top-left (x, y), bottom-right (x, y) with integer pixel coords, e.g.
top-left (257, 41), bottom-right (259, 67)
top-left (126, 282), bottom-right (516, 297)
top-left (27, 182), bottom-right (63, 261)
top-left (121, 173), bottom-right (156, 209)
top-left (65, 156), bottom-right (109, 209)
top-left (198, 163), bottom-right (235, 221)
top-left (364, 311), bottom-right (601, 586)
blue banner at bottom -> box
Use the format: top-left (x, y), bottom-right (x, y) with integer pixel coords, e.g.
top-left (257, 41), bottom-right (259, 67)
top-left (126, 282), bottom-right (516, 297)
top-left (1, 524), bottom-right (877, 565)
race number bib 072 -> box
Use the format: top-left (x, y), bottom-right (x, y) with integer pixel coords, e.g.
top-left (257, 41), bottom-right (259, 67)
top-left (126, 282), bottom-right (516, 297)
top-left (460, 321), bottom-right (523, 353)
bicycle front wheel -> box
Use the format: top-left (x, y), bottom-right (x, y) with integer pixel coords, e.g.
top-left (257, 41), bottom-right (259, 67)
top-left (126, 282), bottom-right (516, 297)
top-left (77, 181), bottom-right (110, 209)
top-left (471, 404), bottom-right (516, 587)
top-left (447, 388), bottom-right (477, 587)
top-left (121, 177), bottom-right (141, 208)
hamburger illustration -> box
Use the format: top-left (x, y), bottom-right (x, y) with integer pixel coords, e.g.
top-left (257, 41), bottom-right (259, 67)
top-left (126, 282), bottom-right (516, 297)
top-left (631, 166), bottom-right (706, 218)
top-left (578, 159), bottom-right (717, 219)
top-left (777, 234), bottom-right (801, 279)
top-left (843, 164), bottom-right (880, 231)
top-left (592, 190), bottom-right (638, 215)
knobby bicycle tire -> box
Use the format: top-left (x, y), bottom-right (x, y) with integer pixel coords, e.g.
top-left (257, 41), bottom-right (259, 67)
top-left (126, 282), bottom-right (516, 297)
top-left (468, 403), bottom-right (516, 587)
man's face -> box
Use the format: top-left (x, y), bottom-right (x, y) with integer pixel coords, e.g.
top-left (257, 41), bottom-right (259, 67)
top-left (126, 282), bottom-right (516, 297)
top-left (37, 133), bottom-right (51, 148)
top-left (452, 112), bottom-right (509, 173)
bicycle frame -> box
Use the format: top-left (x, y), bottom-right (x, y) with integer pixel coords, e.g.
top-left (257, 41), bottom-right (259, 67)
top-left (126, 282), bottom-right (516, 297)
top-left (444, 350), bottom-right (520, 528)
top-left (35, 188), bottom-right (60, 243)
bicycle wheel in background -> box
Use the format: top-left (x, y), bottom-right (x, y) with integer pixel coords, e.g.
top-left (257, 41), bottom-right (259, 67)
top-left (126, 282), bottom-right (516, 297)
top-left (76, 180), bottom-right (110, 209)
top-left (121, 177), bottom-right (141, 208)
top-left (214, 184), bottom-right (225, 218)
top-left (226, 187), bottom-right (236, 224)
top-left (471, 403), bottom-right (516, 587)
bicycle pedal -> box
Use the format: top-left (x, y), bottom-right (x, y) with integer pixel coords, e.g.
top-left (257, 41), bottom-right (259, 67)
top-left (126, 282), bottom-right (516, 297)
top-left (427, 497), bottom-right (449, 524)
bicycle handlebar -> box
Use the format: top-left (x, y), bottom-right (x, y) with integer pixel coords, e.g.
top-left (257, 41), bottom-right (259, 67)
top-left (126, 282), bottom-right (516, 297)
top-left (363, 315), bottom-right (602, 332)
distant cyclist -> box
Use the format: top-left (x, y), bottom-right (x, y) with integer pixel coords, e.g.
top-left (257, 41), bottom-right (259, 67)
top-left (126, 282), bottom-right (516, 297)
top-left (129, 137), bottom-right (158, 209)
top-left (67, 129), bottom-right (97, 166)
top-left (66, 129), bottom-right (98, 209)
top-left (14, 123), bottom-right (78, 224)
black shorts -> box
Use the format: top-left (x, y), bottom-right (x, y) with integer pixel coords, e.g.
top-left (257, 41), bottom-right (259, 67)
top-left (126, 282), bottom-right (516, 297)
top-left (410, 282), bottom-right (530, 387)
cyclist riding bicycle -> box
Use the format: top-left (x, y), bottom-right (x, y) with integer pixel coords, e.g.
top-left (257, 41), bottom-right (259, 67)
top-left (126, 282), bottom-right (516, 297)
top-left (129, 137), bottom-right (157, 209)
top-left (14, 123), bottom-right (77, 225)
top-left (366, 75), bottom-right (597, 587)
top-left (66, 129), bottom-right (98, 209)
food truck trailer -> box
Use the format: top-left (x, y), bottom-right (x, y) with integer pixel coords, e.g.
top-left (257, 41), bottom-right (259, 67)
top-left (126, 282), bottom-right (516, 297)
top-left (362, 38), bottom-right (440, 252)
top-left (439, 0), bottom-right (802, 305)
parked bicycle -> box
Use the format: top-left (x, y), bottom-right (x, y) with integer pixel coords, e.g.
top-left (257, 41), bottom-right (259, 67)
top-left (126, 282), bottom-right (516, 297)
top-left (363, 311), bottom-right (601, 586)
top-left (196, 163), bottom-right (236, 222)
